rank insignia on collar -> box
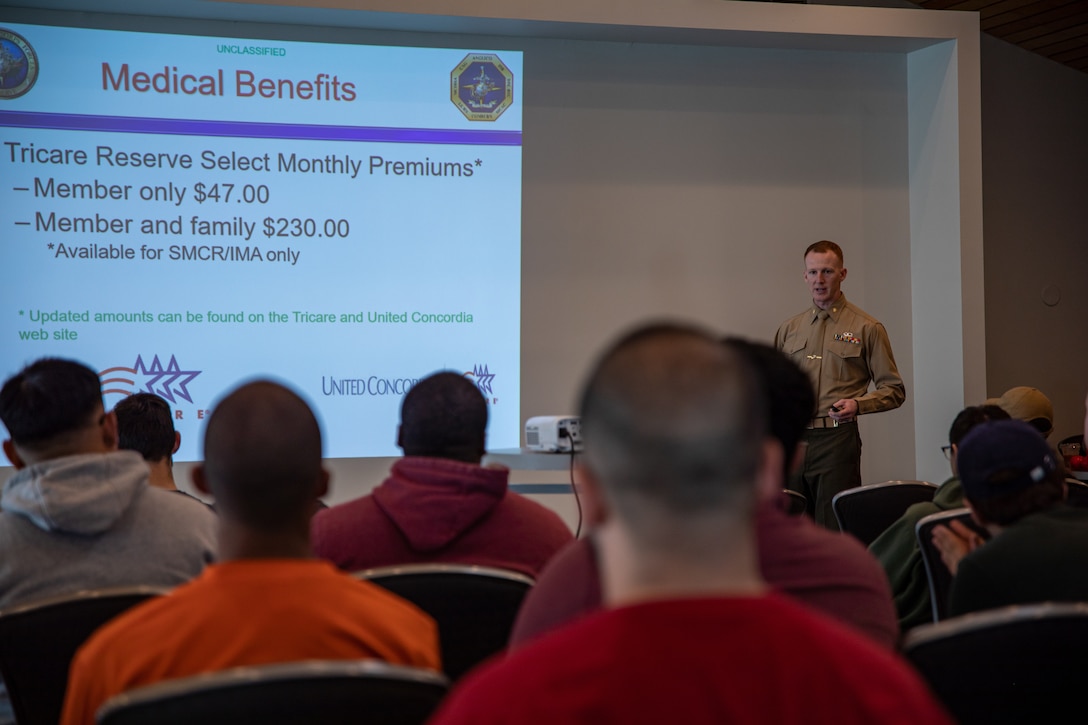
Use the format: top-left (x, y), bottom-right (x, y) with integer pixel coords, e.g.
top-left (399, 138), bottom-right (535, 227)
top-left (834, 332), bottom-right (861, 345)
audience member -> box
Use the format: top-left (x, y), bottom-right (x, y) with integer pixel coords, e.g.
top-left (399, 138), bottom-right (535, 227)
top-left (311, 371), bottom-right (572, 577)
top-left (868, 404), bottom-right (1009, 631)
top-left (60, 381), bottom-right (440, 725)
top-left (0, 358), bottom-right (216, 608)
top-left (430, 323), bottom-right (952, 724)
top-left (982, 385), bottom-right (1088, 487)
top-left (114, 390), bottom-right (320, 512)
top-left (509, 337), bottom-right (899, 649)
top-left (113, 392), bottom-right (183, 493)
top-left (931, 419), bottom-right (1088, 618)
top-left (985, 386), bottom-right (1054, 439)
top-left (0, 359), bottom-right (217, 725)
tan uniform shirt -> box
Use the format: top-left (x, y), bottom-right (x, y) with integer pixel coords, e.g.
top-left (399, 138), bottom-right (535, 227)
top-left (774, 294), bottom-right (905, 418)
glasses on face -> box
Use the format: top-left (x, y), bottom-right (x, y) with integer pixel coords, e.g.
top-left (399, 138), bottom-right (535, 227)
top-left (941, 445), bottom-right (953, 461)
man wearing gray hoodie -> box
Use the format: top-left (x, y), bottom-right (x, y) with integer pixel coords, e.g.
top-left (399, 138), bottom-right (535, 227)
top-left (0, 357), bottom-right (217, 724)
top-left (0, 358), bottom-right (217, 606)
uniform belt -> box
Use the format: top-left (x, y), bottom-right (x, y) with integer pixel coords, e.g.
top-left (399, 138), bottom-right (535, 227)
top-left (807, 416), bottom-right (854, 429)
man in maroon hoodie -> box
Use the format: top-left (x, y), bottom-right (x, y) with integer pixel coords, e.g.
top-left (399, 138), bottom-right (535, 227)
top-left (311, 372), bottom-right (573, 577)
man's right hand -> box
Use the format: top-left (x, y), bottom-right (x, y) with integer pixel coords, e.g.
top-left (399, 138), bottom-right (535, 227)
top-left (931, 519), bottom-right (985, 575)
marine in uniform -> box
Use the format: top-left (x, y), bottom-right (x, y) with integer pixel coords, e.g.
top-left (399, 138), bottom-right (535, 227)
top-left (774, 241), bottom-right (905, 530)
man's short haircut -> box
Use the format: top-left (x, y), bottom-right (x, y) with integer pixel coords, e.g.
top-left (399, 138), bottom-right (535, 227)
top-left (970, 478), bottom-right (1065, 527)
top-left (114, 393), bottom-right (176, 463)
top-left (578, 322), bottom-right (767, 522)
top-left (0, 358), bottom-right (103, 448)
top-left (202, 380), bottom-right (323, 529)
top-left (723, 336), bottom-right (814, 480)
top-left (948, 404), bottom-right (1010, 447)
top-left (399, 372), bottom-right (487, 463)
top-left (804, 240), bottom-right (844, 265)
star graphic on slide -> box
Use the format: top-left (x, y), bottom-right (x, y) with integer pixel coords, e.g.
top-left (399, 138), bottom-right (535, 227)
top-left (471, 364), bottom-right (495, 395)
top-left (133, 354), bottom-right (202, 404)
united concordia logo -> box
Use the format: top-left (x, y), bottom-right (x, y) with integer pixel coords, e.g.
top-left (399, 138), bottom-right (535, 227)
top-left (0, 28), bottom-right (39, 100)
top-left (99, 355), bottom-right (202, 404)
top-left (450, 54), bottom-right (513, 122)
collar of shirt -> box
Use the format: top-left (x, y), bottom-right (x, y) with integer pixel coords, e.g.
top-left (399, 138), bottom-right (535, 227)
top-left (810, 293), bottom-right (848, 324)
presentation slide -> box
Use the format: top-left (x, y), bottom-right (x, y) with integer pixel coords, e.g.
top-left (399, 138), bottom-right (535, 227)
top-left (0, 23), bottom-right (523, 460)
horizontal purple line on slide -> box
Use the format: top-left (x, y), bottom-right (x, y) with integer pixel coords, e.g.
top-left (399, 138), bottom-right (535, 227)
top-left (0, 110), bottom-right (522, 146)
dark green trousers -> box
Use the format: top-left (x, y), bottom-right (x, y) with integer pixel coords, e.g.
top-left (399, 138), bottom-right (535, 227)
top-left (789, 423), bottom-right (862, 531)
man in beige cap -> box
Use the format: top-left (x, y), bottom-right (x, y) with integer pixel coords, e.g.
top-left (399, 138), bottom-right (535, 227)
top-left (985, 386), bottom-right (1054, 439)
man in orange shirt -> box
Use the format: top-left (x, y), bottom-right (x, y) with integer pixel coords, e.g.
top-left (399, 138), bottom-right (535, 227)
top-left (61, 381), bottom-right (440, 725)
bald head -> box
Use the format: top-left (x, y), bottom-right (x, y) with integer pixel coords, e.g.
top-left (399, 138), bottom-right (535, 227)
top-left (579, 323), bottom-right (768, 525)
top-left (201, 381), bottom-right (324, 529)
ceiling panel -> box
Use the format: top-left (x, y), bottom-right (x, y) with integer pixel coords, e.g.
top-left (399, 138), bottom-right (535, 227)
top-left (909, 0), bottom-right (1088, 73)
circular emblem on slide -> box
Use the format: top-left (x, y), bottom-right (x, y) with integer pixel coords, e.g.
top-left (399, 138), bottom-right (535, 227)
top-left (0, 28), bottom-right (39, 99)
top-left (450, 53), bottom-right (513, 122)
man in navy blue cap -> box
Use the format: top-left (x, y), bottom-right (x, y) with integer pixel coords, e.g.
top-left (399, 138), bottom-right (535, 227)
top-left (931, 419), bottom-right (1088, 618)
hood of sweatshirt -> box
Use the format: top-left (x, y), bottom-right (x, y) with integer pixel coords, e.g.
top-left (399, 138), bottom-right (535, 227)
top-left (1, 451), bottom-right (149, 535)
top-left (372, 456), bottom-right (508, 552)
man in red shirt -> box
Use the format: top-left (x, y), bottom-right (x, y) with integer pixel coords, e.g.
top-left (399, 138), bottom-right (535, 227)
top-left (509, 337), bottom-right (899, 650)
top-left (430, 322), bottom-right (951, 725)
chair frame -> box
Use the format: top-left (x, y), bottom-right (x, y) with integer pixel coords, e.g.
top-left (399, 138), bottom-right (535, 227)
top-left (914, 507), bottom-right (988, 623)
top-left (782, 489), bottom-right (808, 516)
top-left (1065, 476), bottom-right (1088, 506)
top-left (831, 480), bottom-right (938, 546)
top-left (354, 562), bottom-right (536, 586)
top-left (0, 585), bottom-right (170, 725)
top-left (902, 600), bottom-right (1088, 647)
top-left (95, 659), bottom-right (450, 725)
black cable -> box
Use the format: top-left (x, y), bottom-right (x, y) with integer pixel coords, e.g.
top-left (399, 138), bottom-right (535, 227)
top-left (570, 448), bottom-right (583, 539)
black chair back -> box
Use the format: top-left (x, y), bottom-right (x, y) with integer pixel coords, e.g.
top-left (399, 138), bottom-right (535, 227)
top-left (0, 586), bottom-right (168, 725)
top-left (902, 602), bottom-right (1088, 724)
top-left (96, 659), bottom-right (449, 725)
top-left (831, 480), bottom-right (938, 546)
top-left (355, 563), bottom-right (534, 681)
top-left (915, 508), bottom-right (989, 623)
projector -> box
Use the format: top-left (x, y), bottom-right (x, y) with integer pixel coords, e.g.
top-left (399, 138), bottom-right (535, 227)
top-left (525, 415), bottom-right (582, 453)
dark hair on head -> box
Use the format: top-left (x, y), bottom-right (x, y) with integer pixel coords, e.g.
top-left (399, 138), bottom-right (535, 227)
top-left (114, 392), bottom-right (176, 463)
top-left (0, 358), bottom-right (103, 447)
top-left (969, 475), bottom-right (1064, 527)
top-left (949, 404), bottom-right (1011, 446)
top-left (202, 381), bottom-right (323, 530)
top-left (804, 240), bottom-right (844, 265)
top-left (399, 372), bottom-right (487, 463)
top-left (578, 322), bottom-right (766, 518)
top-left (723, 336), bottom-right (814, 480)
